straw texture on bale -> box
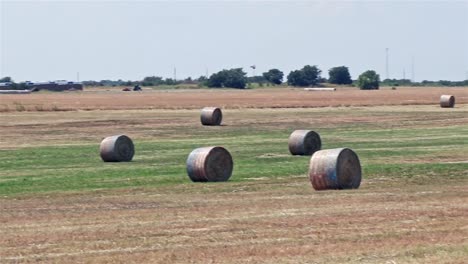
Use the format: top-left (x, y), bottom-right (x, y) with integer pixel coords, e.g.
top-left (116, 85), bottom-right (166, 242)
top-left (309, 148), bottom-right (361, 190)
top-left (288, 130), bottom-right (321, 156)
top-left (186, 146), bottom-right (233, 182)
top-left (440, 95), bottom-right (455, 108)
top-left (304, 88), bottom-right (336, 91)
top-left (100, 135), bottom-right (135, 162)
top-left (201, 107), bottom-right (222, 126)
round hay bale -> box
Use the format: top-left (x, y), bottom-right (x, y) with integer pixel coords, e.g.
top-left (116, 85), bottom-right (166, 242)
top-left (201, 107), bottom-right (222, 126)
top-left (309, 148), bottom-right (361, 190)
top-left (288, 130), bottom-right (321, 156)
top-left (100, 135), bottom-right (135, 162)
top-left (186, 146), bottom-right (233, 182)
top-left (440, 95), bottom-right (455, 108)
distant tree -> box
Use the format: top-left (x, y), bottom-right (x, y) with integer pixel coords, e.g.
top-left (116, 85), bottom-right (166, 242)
top-left (357, 70), bottom-right (380, 90)
top-left (207, 71), bottom-right (227, 88)
top-left (287, 65), bottom-right (321, 87)
top-left (247, 75), bottom-right (267, 84)
top-left (207, 68), bottom-right (247, 89)
top-left (287, 70), bottom-right (308, 86)
top-left (196, 76), bottom-right (208, 82)
top-left (182, 77), bottom-right (195, 84)
top-left (0, 76), bottom-right (12, 83)
top-left (380, 78), bottom-right (412, 87)
top-left (263, 69), bottom-right (284, 85)
top-left (328, 66), bottom-right (352, 85)
top-left (141, 76), bottom-right (164, 86)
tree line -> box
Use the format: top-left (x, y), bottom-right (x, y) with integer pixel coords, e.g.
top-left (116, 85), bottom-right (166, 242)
top-left (2, 66), bottom-right (468, 90)
top-left (204, 66), bottom-right (380, 90)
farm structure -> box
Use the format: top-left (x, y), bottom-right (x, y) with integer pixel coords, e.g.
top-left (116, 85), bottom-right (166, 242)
top-left (0, 81), bottom-right (83, 91)
top-left (27, 81), bottom-right (84, 91)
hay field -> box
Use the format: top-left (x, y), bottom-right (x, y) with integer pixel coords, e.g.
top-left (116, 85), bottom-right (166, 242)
top-left (0, 87), bottom-right (467, 263)
top-left (1, 86), bottom-right (467, 112)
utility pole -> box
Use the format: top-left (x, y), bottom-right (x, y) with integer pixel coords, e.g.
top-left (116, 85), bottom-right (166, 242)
top-left (403, 69), bottom-right (406, 80)
top-left (173, 67), bottom-right (177, 81)
top-left (411, 56), bottom-right (415, 82)
top-left (385, 48), bottom-right (389, 80)
top-left (76, 72), bottom-right (80, 82)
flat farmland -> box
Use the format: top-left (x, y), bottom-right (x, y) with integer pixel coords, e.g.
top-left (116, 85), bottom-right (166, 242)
top-left (1, 87), bottom-right (467, 111)
top-left (0, 87), bottom-right (467, 263)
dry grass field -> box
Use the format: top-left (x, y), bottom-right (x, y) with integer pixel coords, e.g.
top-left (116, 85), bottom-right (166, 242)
top-left (1, 86), bottom-right (467, 112)
top-left (0, 87), bottom-right (467, 263)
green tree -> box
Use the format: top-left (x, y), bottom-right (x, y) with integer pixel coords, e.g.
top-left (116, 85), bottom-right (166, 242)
top-left (328, 66), bottom-right (352, 85)
top-left (357, 70), bottom-right (380, 90)
top-left (287, 70), bottom-right (307, 86)
top-left (0, 76), bottom-right (12, 83)
top-left (287, 65), bottom-right (321, 87)
top-left (141, 76), bottom-right (164, 86)
top-left (263, 69), bottom-right (284, 85)
top-left (207, 68), bottom-right (247, 89)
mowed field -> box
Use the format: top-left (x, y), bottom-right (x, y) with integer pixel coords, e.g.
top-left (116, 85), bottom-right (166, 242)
top-left (0, 87), bottom-right (467, 263)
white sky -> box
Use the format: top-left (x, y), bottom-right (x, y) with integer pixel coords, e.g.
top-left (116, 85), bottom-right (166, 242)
top-left (1, 0), bottom-right (467, 82)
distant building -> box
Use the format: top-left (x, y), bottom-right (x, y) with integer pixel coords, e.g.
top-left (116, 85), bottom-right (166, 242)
top-left (0, 82), bottom-right (13, 90)
top-left (0, 81), bottom-right (84, 91)
top-left (27, 81), bottom-right (84, 91)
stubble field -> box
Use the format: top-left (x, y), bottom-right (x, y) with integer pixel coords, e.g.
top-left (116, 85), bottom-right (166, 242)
top-left (0, 87), bottom-right (467, 263)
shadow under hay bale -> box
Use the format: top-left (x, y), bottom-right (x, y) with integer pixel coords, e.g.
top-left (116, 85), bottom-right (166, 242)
top-left (440, 95), bottom-right (455, 108)
top-left (201, 107), bottom-right (222, 126)
top-left (288, 130), bottom-right (321, 156)
top-left (309, 148), bottom-right (361, 190)
top-left (186, 146), bottom-right (233, 182)
top-left (100, 135), bottom-right (135, 162)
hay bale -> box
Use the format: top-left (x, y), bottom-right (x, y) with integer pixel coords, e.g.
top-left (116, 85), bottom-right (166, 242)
top-left (440, 95), bottom-right (455, 108)
top-left (0, 90), bottom-right (31, 94)
top-left (100, 135), bottom-right (135, 162)
top-left (201, 107), bottom-right (222, 126)
top-left (304, 88), bottom-right (336, 91)
top-left (288, 130), bottom-right (321, 156)
top-left (309, 148), bottom-right (361, 190)
top-left (186, 146), bottom-right (233, 182)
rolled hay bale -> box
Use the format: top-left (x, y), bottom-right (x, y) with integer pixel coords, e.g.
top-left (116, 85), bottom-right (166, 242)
top-left (440, 95), bottom-right (455, 108)
top-left (201, 107), bottom-right (222, 126)
top-left (309, 148), bottom-right (361, 190)
top-left (100, 135), bottom-right (135, 162)
top-left (186, 146), bottom-right (233, 182)
top-left (288, 130), bottom-right (321, 156)
top-left (304, 88), bottom-right (336, 91)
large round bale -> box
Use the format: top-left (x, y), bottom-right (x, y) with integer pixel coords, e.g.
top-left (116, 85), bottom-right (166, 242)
top-left (288, 130), bottom-right (321, 156)
top-left (186, 146), bottom-right (233, 182)
top-left (200, 107), bottom-right (222, 126)
top-left (100, 135), bottom-right (135, 162)
top-left (309, 148), bottom-right (361, 191)
top-left (440, 95), bottom-right (455, 108)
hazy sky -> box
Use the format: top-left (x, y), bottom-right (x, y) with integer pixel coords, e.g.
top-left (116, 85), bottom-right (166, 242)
top-left (1, 0), bottom-right (467, 82)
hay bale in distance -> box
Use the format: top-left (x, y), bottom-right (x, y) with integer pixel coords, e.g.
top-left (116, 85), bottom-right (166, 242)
top-left (100, 135), bottom-right (135, 162)
top-left (303, 88), bottom-right (336, 91)
top-left (0, 90), bottom-right (31, 94)
top-left (288, 130), bottom-right (321, 156)
top-left (309, 148), bottom-right (361, 190)
top-left (201, 107), bottom-right (222, 126)
top-left (440, 95), bottom-right (455, 108)
top-left (186, 146), bottom-right (233, 182)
